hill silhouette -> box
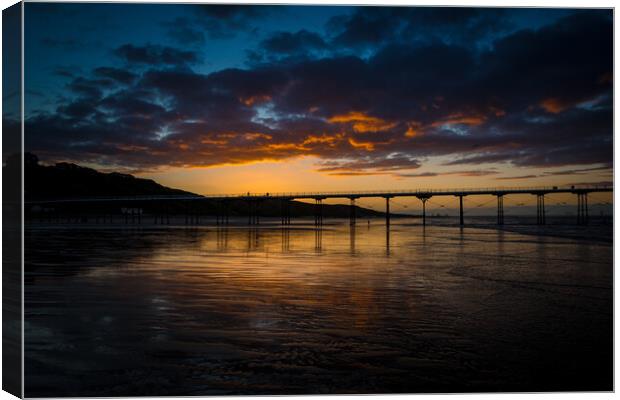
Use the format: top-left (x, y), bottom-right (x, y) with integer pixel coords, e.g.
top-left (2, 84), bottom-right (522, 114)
top-left (17, 153), bottom-right (390, 219)
top-left (23, 153), bottom-right (195, 199)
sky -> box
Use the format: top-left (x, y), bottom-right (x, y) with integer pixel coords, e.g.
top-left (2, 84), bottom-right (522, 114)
top-left (19, 3), bottom-right (613, 202)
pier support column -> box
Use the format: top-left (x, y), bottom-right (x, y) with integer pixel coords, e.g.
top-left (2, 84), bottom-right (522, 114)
top-left (349, 198), bottom-right (357, 226)
top-left (385, 197), bottom-right (390, 226)
top-left (497, 195), bottom-right (504, 225)
top-left (287, 200), bottom-right (291, 225)
top-left (255, 200), bottom-right (260, 225)
top-left (314, 198), bottom-right (323, 226)
top-left (225, 201), bottom-right (229, 225)
top-left (247, 199), bottom-right (253, 225)
top-left (577, 192), bottom-right (589, 225)
top-left (217, 200), bottom-right (227, 225)
top-left (417, 196), bottom-right (429, 227)
top-left (536, 194), bottom-right (546, 225)
top-left (458, 195), bottom-right (464, 226)
top-left (280, 199), bottom-right (291, 226)
top-left (282, 199), bottom-right (291, 226)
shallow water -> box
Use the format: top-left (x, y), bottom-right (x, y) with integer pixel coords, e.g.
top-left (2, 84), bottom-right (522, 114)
top-left (24, 219), bottom-right (613, 396)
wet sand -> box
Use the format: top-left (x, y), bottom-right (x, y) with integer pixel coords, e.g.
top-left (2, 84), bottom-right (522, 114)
top-left (24, 219), bottom-right (612, 396)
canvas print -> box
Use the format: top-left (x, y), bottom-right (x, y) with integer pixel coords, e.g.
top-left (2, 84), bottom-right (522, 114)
top-left (2, 2), bottom-right (614, 397)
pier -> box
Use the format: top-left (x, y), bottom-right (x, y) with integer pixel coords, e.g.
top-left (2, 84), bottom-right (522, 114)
top-left (25, 185), bottom-right (612, 227)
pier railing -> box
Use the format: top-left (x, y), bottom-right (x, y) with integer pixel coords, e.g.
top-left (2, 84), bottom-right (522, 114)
top-left (26, 184), bottom-right (612, 204)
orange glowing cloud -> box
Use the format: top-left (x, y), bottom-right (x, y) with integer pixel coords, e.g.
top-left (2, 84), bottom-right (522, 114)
top-left (540, 98), bottom-right (569, 114)
top-left (432, 112), bottom-right (486, 127)
top-left (243, 132), bottom-right (273, 141)
top-left (265, 143), bottom-right (309, 151)
top-left (240, 95), bottom-right (272, 106)
top-left (302, 133), bottom-right (343, 146)
top-left (328, 111), bottom-right (396, 133)
top-left (348, 137), bottom-right (375, 151)
top-left (200, 138), bottom-right (228, 145)
top-left (116, 144), bottom-right (150, 152)
top-left (405, 121), bottom-right (423, 138)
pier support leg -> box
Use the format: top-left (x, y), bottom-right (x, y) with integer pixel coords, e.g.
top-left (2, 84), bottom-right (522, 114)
top-left (577, 194), bottom-right (581, 225)
top-left (385, 197), bottom-right (390, 226)
top-left (225, 201), bottom-right (229, 225)
top-left (349, 198), bottom-right (356, 226)
top-left (281, 200), bottom-right (285, 225)
top-left (280, 200), bottom-right (291, 226)
top-left (314, 199), bottom-right (323, 226)
top-left (287, 200), bottom-right (291, 225)
top-left (315, 200), bottom-right (318, 226)
top-left (497, 195), bottom-right (504, 225)
top-left (282, 200), bottom-right (287, 226)
top-left (577, 192), bottom-right (589, 225)
top-left (255, 201), bottom-right (260, 225)
top-left (536, 194), bottom-right (546, 225)
top-left (459, 195), bottom-right (464, 226)
top-left (247, 200), bottom-right (253, 225)
top-left (422, 198), bottom-right (427, 227)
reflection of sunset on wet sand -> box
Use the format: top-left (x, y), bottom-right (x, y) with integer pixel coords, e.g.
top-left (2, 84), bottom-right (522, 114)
top-left (25, 221), bottom-right (612, 395)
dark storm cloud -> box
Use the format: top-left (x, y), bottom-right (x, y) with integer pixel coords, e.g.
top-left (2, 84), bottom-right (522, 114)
top-left (94, 67), bottom-right (137, 85)
top-left (477, 11), bottom-right (613, 113)
top-left (327, 7), bottom-right (511, 49)
top-left (194, 4), bottom-right (273, 38)
top-left (317, 155), bottom-right (422, 174)
top-left (66, 77), bottom-right (112, 98)
top-left (262, 30), bottom-right (327, 54)
top-left (162, 5), bottom-right (275, 46)
top-left (26, 9), bottom-right (613, 175)
top-left (56, 97), bottom-right (100, 119)
top-left (197, 4), bottom-right (268, 19)
top-left (246, 29), bottom-right (331, 64)
top-left (114, 44), bottom-right (200, 66)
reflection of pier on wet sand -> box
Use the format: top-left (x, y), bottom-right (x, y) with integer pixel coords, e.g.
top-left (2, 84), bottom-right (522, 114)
top-left (216, 224), bottom-right (394, 256)
top-left (24, 221), bottom-right (612, 395)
